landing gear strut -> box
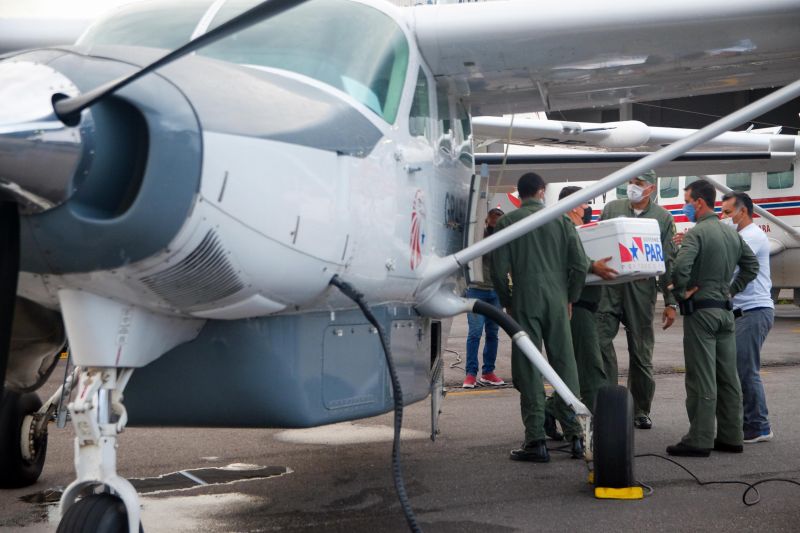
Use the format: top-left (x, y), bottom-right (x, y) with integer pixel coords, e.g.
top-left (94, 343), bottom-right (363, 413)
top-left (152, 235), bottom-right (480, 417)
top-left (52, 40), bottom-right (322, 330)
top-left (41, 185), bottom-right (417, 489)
top-left (56, 367), bottom-right (141, 533)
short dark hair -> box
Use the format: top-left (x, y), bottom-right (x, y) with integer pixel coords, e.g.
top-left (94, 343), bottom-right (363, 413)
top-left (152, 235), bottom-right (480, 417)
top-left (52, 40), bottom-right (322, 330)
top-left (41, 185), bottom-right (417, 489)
top-left (685, 179), bottom-right (716, 209)
top-left (559, 185), bottom-right (582, 200)
top-left (721, 191), bottom-right (754, 218)
top-left (517, 172), bottom-right (546, 199)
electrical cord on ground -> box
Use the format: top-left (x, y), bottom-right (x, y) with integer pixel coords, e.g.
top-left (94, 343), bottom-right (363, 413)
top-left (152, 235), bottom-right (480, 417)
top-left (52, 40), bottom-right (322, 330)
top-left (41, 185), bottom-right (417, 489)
top-left (445, 348), bottom-right (464, 371)
top-left (635, 453), bottom-right (800, 505)
top-left (637, 480), bottom-right (655, 497)
top-left (329, 276), bottom-right (422, 533)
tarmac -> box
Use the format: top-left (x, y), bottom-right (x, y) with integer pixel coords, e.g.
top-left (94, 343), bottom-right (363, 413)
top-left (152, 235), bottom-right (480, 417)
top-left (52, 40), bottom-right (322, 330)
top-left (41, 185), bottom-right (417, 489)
top-left (1, 302), bottom-right (799, 532)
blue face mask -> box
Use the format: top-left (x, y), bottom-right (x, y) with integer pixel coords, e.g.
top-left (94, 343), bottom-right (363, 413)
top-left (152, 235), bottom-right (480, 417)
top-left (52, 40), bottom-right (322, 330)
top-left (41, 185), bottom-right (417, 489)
top-left (682, 201), bottom-right (696, 222)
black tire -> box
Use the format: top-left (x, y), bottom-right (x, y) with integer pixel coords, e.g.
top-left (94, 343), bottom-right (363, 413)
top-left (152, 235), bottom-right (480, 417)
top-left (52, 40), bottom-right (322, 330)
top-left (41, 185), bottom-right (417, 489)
top-left (57, 494), bottom-right (143, 533)
top-left (593, 385), bottom-right (634, 488)
top-left (0, 391), bottom-right (47, 488)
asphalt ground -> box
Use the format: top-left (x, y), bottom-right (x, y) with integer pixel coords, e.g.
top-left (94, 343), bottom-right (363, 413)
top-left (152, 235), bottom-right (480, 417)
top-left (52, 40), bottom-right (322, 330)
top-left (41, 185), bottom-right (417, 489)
top-left (1, 303), bottom-right (799, 532)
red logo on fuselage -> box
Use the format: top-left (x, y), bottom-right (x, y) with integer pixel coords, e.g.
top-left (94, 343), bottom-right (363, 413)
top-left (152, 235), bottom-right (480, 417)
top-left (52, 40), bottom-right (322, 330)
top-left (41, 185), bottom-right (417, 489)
top-left (410, 190), bottom-right (426, 270)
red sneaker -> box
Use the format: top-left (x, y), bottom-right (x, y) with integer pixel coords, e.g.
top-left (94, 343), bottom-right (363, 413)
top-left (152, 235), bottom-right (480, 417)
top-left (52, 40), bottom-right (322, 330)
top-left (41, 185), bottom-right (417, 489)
top-left (463, 374), bottom-right (477, 389)
top-left (479, 373), bottom-right (505, 386)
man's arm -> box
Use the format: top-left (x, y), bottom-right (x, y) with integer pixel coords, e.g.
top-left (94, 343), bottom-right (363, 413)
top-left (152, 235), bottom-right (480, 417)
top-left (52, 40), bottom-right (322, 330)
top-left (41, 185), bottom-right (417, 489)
top-left (490, 219), bottom-right (513, 309)
top-left (671, 229), bottom-right (700, 301)
top-left (659, 215), bottom-right (678, 306)
top-left (730, 236), bottom-right (759, 296)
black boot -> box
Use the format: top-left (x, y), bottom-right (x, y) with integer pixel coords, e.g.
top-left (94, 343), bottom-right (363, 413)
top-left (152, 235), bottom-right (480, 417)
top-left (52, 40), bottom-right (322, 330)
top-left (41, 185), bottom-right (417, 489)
top-left (713, 439), bottom-right (743, 453)
top-left (570, 436), bottom-right (585, 459)
top-left (666, 442), bottom-right (711, 457)
top-left (510, 440), bottom-right (550, 463)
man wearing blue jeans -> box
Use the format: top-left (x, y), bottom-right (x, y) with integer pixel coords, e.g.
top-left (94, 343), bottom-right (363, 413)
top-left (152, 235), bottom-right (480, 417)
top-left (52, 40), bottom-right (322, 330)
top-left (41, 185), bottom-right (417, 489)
top-left (464, 208), bottom-right (505, 388)
top-left (721, 192), bottom-right (775, 443)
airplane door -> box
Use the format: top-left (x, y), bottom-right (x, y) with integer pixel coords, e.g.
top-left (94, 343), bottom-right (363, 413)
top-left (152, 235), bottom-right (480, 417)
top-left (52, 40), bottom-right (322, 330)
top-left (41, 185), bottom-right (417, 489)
top-left (464, 164), bottom-right (490, 284)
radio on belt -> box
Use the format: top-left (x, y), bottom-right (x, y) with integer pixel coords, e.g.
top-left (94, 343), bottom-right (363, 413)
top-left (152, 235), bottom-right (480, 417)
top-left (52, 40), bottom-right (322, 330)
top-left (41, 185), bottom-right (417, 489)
top-left (578, 217), bottom-right (665, 286)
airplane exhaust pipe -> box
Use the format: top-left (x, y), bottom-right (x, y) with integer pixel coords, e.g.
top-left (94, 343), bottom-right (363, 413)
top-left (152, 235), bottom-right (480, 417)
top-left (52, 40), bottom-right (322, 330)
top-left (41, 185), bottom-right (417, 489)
top-left (0, 61), bottom-right (93, 214)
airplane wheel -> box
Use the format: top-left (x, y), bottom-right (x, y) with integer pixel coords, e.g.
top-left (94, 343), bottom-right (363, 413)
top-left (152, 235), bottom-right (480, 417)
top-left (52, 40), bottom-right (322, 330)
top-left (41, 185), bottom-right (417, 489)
top-left (593, 385), bottom-right (634, 488)
top-left (0, 391), bottom-right (47, 488)
top-left (57, 494), bottom-right (143, 533)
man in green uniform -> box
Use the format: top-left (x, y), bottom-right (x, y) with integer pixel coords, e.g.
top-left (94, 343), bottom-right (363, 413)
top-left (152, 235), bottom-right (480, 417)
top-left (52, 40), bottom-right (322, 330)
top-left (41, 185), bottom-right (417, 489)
top-left (491, 173), bottom-right (589, 462)
top-left (559, 186), bottom-right (618, 413)
top-left (596, 170), bottom-right (678, 430)
top-left (544, 187), bottom-right (619, 440)
top-left (667, 179), bottom-right (758, 457)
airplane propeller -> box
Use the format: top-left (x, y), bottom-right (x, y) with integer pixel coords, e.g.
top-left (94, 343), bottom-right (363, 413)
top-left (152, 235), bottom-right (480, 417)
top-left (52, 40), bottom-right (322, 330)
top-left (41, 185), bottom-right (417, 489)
top-left (0, 0), bottom-right (309, 399)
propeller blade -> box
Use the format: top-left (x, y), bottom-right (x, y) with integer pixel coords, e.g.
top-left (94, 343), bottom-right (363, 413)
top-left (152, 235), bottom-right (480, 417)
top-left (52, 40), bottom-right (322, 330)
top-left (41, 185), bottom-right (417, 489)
top-left (0, 202), bottom-right (20, 399)
top-left (54, 0), bottom-right (310, 124)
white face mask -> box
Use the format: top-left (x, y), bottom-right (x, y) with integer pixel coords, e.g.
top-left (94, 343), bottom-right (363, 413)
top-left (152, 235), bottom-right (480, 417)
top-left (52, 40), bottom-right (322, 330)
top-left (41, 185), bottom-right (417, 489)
top-left (721, 217), bottom-right (736, 228)
top-left (627, 183), bottom-right (646, 203)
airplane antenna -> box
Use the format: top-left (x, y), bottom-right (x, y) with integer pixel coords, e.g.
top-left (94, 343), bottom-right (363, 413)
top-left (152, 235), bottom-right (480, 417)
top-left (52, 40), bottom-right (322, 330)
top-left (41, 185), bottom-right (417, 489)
top-left (53, 0), bottom-right (310, 125)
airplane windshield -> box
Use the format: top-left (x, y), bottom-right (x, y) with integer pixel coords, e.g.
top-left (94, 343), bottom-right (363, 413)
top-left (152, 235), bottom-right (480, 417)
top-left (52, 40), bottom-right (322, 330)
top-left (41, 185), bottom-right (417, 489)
top-left (201, 0), bottom-right (409, 124)
top-left (78, 0), bottom-right (216, 50)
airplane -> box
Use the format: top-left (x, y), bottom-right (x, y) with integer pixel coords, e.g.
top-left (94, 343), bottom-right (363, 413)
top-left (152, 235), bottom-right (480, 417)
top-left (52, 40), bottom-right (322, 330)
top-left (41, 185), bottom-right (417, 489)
top-left (470, 115), bottom-right (800, 302)
top-left (1, 0), bottom-right (800, 531)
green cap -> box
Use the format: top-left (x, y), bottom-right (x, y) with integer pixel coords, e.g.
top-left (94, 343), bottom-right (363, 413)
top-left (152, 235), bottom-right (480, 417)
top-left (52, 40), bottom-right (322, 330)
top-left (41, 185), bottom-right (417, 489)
top-left (636, 170), bottom-right (657, 184)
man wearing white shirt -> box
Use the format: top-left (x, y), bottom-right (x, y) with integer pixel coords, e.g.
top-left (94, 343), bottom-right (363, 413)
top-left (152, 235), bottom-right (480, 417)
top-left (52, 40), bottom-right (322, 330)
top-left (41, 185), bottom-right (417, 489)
top-left (720, 192), bottom-right (775, 443)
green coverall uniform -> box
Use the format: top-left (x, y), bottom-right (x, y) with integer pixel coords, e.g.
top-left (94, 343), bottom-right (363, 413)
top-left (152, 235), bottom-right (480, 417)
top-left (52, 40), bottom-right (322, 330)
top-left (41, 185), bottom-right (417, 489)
top-left (544, 258), bottom-right (607, 416)
top-left (571, 273), bottom-right (607, 413)
top-left (596, 198), bottom-right (677, 418)
top-left (671, 212), bottom-right (758, 448)
top-left (491, 199), bottom-right (589, 444)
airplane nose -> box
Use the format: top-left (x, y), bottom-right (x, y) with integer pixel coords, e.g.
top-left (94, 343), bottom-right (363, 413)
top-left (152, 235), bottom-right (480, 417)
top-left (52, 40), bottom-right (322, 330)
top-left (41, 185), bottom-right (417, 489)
top-left (0, 61), bottom-right (93, 213)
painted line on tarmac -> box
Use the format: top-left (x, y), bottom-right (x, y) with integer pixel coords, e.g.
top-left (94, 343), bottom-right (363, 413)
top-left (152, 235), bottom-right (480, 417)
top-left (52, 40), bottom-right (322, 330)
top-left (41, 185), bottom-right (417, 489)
top-left (447, 387), bottom-right (524, 397)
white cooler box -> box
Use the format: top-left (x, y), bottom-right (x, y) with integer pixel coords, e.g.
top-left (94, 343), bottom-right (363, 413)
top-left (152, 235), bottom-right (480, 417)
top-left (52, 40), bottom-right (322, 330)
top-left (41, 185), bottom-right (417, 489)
top-left (578, 217), bottom-right (665, 286)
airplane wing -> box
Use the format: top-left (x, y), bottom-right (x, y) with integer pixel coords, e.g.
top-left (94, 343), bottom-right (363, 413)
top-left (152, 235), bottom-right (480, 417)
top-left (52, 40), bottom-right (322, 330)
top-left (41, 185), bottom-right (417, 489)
top-left (411, 0), bottom-right (800, 115)
top-left (472, 116), bottom-right (800, 152)
top-left (476, 149), bottom-right (797, 191)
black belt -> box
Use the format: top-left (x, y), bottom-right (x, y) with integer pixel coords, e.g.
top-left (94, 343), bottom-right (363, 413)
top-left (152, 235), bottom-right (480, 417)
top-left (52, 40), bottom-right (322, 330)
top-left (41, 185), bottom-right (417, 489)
top-left (693, 299), bottom-right (733, 311)
top-left (733, 306), bottom-right (771, 319)
top-left (573, 300), bottom-right (598, 313)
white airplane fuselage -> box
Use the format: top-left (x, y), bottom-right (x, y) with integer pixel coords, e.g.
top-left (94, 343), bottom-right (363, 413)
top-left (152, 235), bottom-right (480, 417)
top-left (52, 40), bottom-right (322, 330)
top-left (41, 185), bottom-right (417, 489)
top-left (11, 0), bottom-right (473, 369)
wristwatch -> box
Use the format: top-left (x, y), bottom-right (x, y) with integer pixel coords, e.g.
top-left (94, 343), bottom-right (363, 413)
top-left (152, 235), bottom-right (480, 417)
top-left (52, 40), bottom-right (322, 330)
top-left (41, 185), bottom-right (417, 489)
top-left (667, 304), bottom-right (678, 310)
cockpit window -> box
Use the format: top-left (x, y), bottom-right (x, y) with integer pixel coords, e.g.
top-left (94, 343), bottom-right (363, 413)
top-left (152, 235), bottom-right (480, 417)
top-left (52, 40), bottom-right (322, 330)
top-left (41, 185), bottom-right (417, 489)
top-left (201, 0), bottom-right (409, 123)
top-left (78, 0), bottom-right (215, 50)
top-left (77, 0), bottom-right (409, 124)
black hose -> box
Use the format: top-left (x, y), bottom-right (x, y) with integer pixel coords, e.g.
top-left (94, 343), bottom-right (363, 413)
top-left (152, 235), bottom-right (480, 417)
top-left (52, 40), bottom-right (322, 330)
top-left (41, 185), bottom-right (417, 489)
top-left (0, 202), bottom-right (20, 399)
top-left (472, 300), bottom-right (522, 338)
top-left (329, 276), bottom-right (422, 533)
